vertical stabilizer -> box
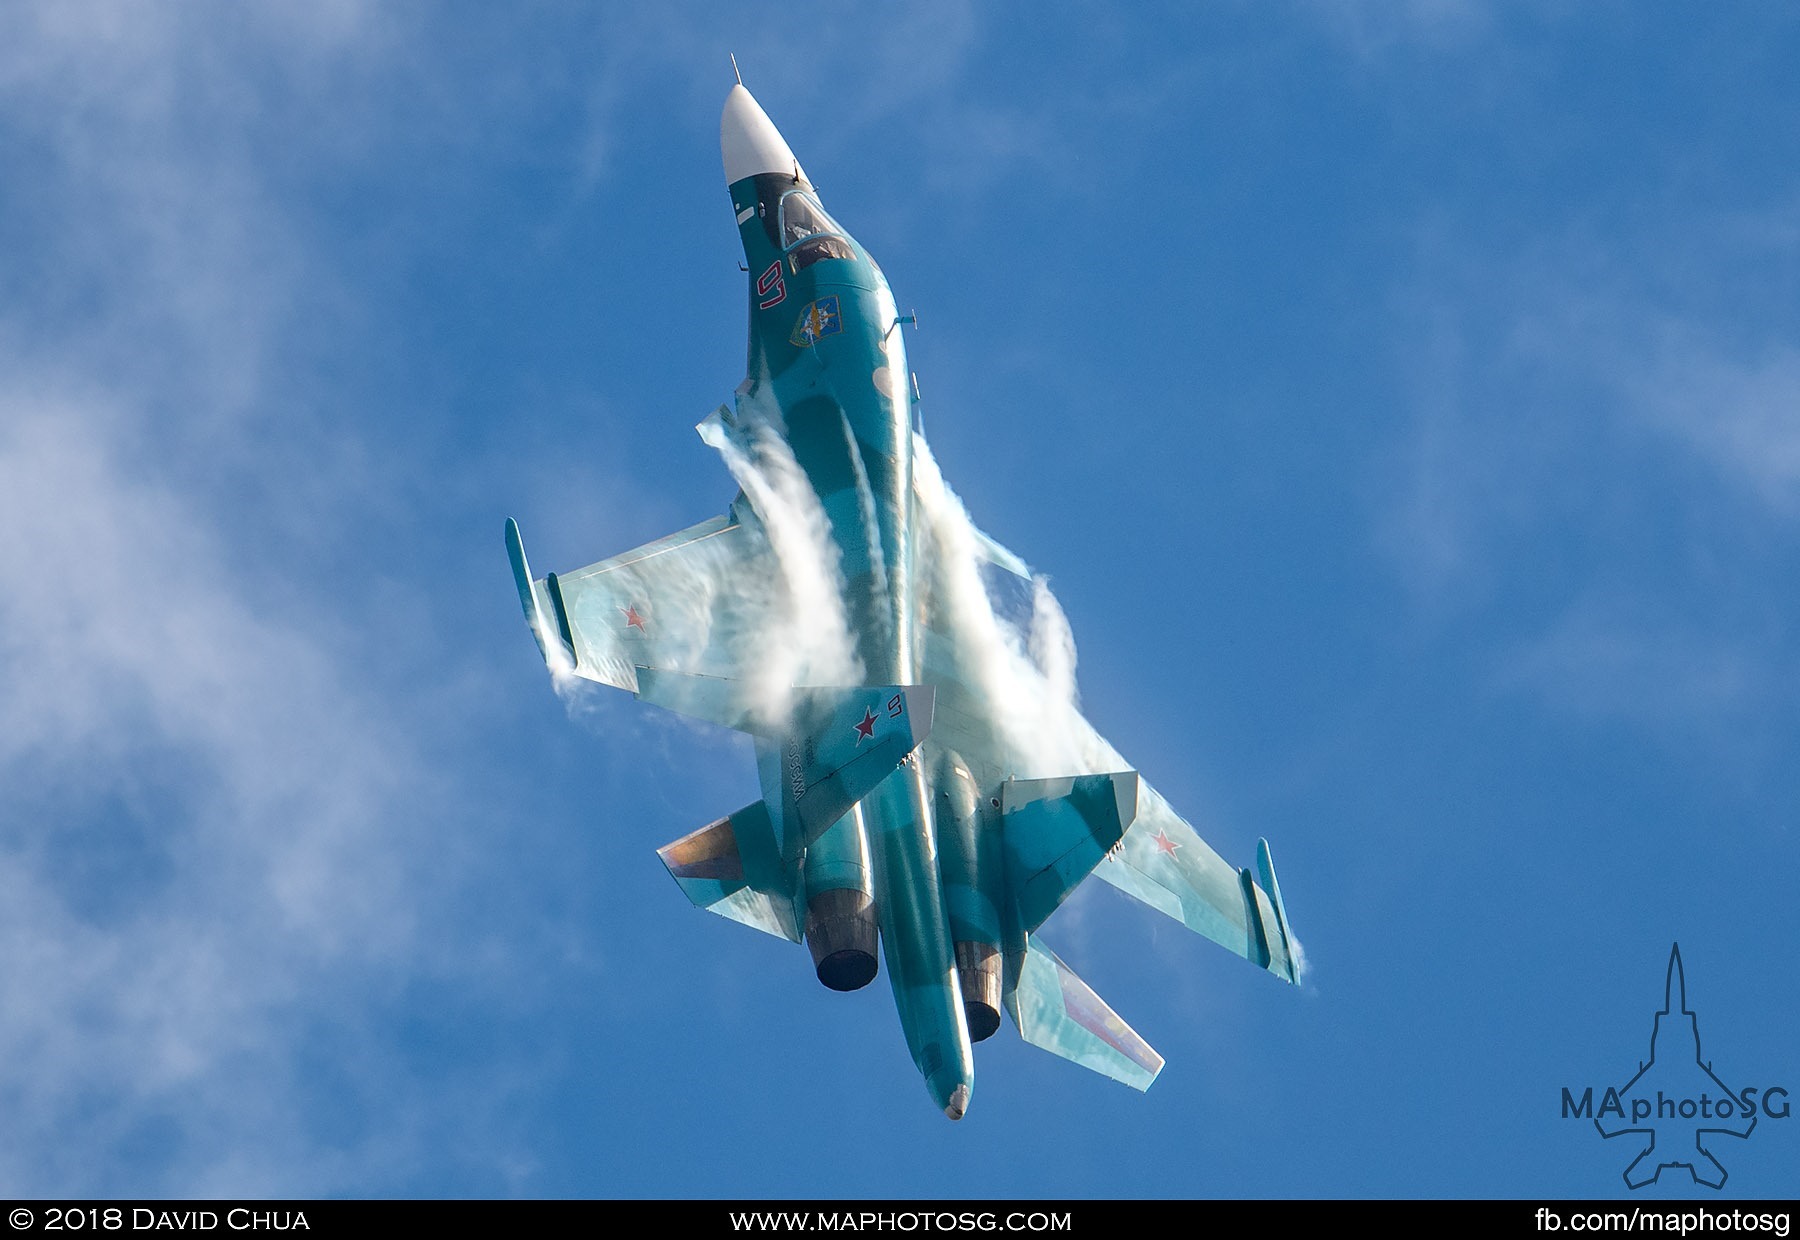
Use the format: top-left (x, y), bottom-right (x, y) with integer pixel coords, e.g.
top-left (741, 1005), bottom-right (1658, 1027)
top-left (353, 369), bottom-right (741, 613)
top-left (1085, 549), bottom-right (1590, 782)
top-left (1666, 942), bottom-right (1688, 1013)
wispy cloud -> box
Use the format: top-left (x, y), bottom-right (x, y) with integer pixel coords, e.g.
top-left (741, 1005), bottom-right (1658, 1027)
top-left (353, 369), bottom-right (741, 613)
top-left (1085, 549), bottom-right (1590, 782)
top-left (1498, 588), bottom-right (1779, 732)
top-left (0, 385), bottom-right (446, 1191)
top-left (1306, 0), bottom-right (1497, 58)
top-left (1614, 321), bottom-right (1800, 518)
top-left (1374, 207), bottom-right (1800, 747)
top-left (0, 3), bottom-right (513, 1194)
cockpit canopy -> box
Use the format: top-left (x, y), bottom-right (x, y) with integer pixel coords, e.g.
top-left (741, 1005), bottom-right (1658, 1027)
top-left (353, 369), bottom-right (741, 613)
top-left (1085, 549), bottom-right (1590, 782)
top-left (751, 175), bottom-right (856, 271)
top-left (780, 192), bottom-right (838, 247)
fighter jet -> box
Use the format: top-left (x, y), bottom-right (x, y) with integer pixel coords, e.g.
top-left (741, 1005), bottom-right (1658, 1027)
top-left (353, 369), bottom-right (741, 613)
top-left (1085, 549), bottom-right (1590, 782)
top-left (505, 83), bottom-right (1300, 1120)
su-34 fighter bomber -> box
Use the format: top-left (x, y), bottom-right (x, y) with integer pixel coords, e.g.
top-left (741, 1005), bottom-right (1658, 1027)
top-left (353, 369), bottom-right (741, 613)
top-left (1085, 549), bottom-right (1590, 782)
top-left (505, 82), bottom-right (1300, 1119)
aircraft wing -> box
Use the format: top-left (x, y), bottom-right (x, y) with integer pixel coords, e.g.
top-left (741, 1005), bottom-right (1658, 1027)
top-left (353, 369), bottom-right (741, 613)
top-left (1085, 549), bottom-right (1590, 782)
top-left (916, 508), bottom-right (1301, 988)
top-left (1095, 785), bottom-right (1300, 984)
top-left (505, 508), bottom-right (779, 726)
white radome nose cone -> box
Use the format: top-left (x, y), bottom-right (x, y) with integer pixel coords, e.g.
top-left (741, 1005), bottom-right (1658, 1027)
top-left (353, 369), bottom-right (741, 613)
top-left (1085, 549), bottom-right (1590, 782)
top-left (721, 84), bottom-right (807, 186)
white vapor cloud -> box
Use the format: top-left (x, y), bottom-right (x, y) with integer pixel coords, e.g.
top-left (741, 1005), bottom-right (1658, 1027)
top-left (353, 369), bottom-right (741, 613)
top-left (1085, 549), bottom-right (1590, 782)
top-left (911, 435), bottom-right (1122, 778)
top-left (701, 415), bottom-right (865, 727)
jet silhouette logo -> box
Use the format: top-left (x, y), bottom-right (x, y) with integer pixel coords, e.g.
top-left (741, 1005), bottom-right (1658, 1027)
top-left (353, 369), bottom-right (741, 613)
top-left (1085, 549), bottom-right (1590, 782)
top-left (1561, 944), bottom-right (1790, 1189)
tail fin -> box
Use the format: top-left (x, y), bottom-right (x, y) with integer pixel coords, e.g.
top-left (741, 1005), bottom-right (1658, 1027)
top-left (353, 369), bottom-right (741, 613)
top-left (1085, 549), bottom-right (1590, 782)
top-left (658, 801), bottom-right (801, 942)
top-left (657, 684), bottom-right (935, 937)
top-left (634, 673), bottom-right (933, 856)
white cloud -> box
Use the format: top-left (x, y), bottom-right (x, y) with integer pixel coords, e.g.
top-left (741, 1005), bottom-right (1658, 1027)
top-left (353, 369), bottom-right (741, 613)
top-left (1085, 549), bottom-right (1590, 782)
top-left (1307, 0), bottom-right (1498, 58)
top-left (1621, 325), bottom-right (1800, 517)
top-left (1499, 588), bottom-right (1772, 730)
top-left (0, 4), bottom-right (501, 1194)
top-left (1375, 215), bottom-right (1800, 746)
top-left (0, 386), bottom-right (441, 1192)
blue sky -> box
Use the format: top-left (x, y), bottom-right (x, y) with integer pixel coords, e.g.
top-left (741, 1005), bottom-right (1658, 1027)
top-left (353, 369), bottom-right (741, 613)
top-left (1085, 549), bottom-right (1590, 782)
top-left (1, 2), bottom-right (1796, 1199)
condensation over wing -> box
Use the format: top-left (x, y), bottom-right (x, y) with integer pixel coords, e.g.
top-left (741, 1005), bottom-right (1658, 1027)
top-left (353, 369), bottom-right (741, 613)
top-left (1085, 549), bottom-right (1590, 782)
top-left (913, 515), bottom-right (1042, 775)
top-left (898, 496), bottom-right (1301, 986)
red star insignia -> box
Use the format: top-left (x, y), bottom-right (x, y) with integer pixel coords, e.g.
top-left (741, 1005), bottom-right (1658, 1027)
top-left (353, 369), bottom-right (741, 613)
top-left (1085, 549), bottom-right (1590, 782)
top-left (620, 604), bottom-right (647, 631)
top-left (1151, 828), bottom-right (1181, 857)
top-left (852, 706), bottom-right (877, 742)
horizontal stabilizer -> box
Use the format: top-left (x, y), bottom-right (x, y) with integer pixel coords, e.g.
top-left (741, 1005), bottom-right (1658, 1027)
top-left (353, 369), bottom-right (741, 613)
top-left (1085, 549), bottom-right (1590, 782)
top-left (1006, 934), bottom-right (1163, 1091)
top-left (1094, 783), bottom-right (1299, 984)
top-left (1001, 771), bottom-right (1138, 934)
top-left (634, 680), bottom-right (934, 886)
top-left (657, 802), bottom-right (801, 942)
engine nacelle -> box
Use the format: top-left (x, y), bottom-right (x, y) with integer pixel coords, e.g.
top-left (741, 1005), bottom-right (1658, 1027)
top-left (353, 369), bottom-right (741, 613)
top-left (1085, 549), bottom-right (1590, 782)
top-left (806, 887), bottom-right (879, 991)
top-left (954, 940), bottom-right (1002, 1041)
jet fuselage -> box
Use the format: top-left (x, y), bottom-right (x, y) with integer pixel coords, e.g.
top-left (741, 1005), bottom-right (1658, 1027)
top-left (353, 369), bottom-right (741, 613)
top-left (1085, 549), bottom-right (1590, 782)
top-left (722, 86), bottom-right (972, 1118)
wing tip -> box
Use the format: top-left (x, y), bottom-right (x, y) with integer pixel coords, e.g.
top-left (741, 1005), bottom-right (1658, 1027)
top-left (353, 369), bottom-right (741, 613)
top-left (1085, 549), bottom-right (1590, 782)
top-left (1254, 837), bottom-right (1300, 985)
